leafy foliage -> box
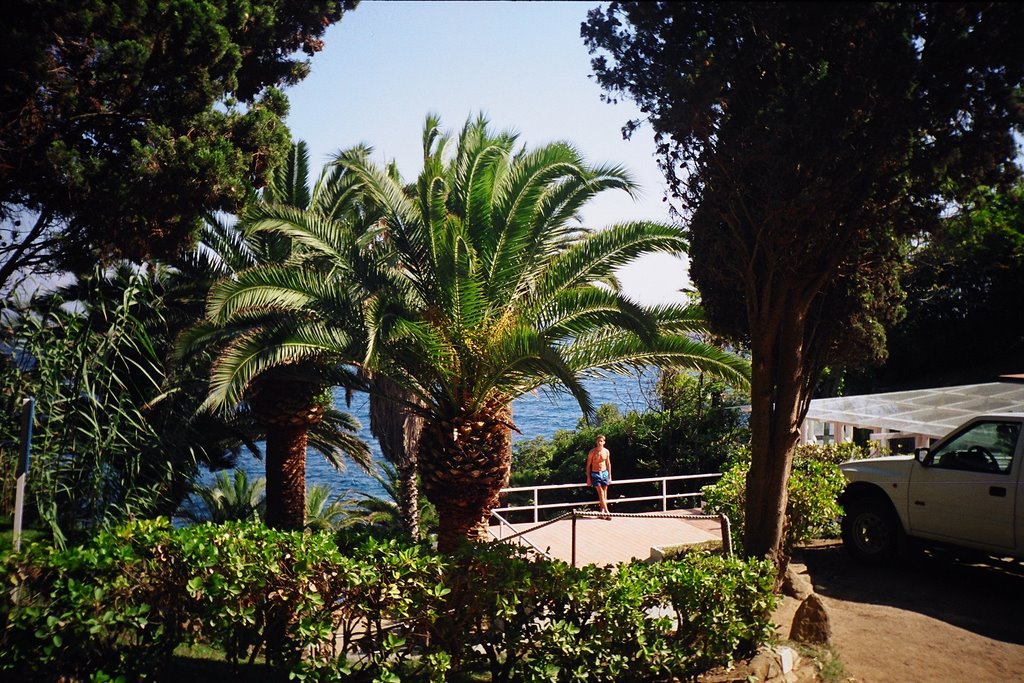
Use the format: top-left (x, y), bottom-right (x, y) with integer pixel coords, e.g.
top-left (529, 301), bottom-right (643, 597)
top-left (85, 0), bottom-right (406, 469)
top-left (0, 1), bottom-right (356, 294)
top-left (0, 267), bottom-right (227, 544)
top-left (877, 182), bottom-right (1024, 387)
top-left (1, 519), bottom-right (776, 682)
top-left (702, 443), bottom-right (865, 556)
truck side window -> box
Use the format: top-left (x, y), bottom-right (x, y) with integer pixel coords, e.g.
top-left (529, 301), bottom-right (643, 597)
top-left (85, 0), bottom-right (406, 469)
top-left (930, 421), bottom-right (1019, 474)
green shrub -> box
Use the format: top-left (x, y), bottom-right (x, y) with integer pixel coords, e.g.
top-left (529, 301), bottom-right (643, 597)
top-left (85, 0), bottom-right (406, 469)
top-left (0, 518), bottom-right (184, 681)
top-left (702, 442), bottom-right (863, 555)
top-left (1, 519), bottom-right (778, 682)
top-left (656, 552), bottom-right (777, 678)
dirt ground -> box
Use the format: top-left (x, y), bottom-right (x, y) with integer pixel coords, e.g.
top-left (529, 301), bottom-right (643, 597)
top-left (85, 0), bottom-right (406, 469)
top-left (778, 541), bottom-right (1024, 682)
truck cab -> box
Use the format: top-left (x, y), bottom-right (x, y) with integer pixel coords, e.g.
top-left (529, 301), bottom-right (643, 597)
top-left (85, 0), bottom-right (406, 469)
top-left (838, 413), bottom-right (1024, 561)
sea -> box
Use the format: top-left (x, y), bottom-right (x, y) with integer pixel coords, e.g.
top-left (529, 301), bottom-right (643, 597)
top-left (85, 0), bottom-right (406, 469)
top-left (202, 369), bottom-right (659, 500)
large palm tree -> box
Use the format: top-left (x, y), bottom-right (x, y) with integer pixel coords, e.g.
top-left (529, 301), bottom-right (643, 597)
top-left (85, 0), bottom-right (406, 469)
top-left (175, 142), bottom-right (371, 530)
top-left (220, 115), bottom-right (751, 549)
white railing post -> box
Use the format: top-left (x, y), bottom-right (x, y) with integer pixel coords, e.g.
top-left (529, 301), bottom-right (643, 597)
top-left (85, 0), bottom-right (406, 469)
top-left (533, 487), bottom-right (539, 524)
top-left (661, 478), bottom-right (668, 512)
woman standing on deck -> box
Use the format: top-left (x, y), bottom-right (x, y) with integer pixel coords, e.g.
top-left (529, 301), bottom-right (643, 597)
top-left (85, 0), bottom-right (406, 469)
top-left (585, 435), bottom-right (612, 519)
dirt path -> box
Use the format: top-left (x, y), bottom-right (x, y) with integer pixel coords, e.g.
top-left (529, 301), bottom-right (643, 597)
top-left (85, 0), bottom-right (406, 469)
top-left (789, 542), bottom-right (1024, 682)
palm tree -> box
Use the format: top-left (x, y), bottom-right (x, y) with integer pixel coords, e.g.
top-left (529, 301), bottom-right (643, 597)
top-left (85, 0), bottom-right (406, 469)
top-left (178, 468), bottom-right (267, 524)
top-left (175, 143), bottom-right (372, 530)
top-left (304, 483), bottom-right (361, 532)
top-left (225, 115), bottom-right (751, 550)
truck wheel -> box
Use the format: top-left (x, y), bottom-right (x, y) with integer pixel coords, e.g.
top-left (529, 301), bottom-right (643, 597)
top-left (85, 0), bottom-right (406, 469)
top-left (841, 495), bottom-right (900, 562)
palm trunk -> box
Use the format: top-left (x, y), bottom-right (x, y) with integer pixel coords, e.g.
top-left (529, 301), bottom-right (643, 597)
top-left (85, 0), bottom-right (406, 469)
top-left (250, 376), bottom-right (323, 531)
top-left (419, 402), bottom-right (512, 553)
top-left (369, 375), bottom-right (425, 538)
top-left (264, 421), bottom-right (308, 530)
top-left (396, 457), bottom-right (420, 538)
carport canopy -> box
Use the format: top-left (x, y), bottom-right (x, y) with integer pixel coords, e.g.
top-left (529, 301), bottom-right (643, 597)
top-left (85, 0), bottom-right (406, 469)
top-left (801, 380), bottom-right (1024, 449)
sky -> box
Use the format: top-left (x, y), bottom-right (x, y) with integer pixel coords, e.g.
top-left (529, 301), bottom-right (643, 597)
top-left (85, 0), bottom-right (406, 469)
top-left (283, 0), bottom-right (691, 306)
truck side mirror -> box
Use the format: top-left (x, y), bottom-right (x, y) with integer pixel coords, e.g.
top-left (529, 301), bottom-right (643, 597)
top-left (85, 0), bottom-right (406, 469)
top-left (915, 447), bottom-right (931, 465)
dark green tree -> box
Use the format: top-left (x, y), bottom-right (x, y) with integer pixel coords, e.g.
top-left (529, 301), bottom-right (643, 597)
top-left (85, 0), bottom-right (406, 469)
top-left (583, 2), bottom-right (1024, 565)
top-left (0, 0), bottom-right (355, 294)
top-left (877, 182), bottom-right (1024, 387)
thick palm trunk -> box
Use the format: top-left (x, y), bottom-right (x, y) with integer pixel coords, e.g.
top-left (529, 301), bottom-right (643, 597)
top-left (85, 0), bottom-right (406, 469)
top-left (419, 402), bottom-right (512, 553)
top-left (251, 378), bottom-right (324, 530)
top-left (264, 422), bottom-right (308, 529)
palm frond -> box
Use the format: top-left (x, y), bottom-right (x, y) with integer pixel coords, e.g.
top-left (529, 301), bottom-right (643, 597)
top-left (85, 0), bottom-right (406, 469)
top-left (532, 286), bottom-right (658, 342)
top-left (203, 324), bottom-right (353, 412)
top-left (563, 331), bottom-right (751, 391)
top-left (205, 264), bottom-right (348, 323)
top-left (305, 483), bottom-right (361, 532)
top-left (243, 203), bottom-right (355, 264)
top-left (308, 406), bottom-right (373, 472)
top-left (534, 221), bottom-right (688, 300)
top-left (264, 140), bottom-right (313, 209)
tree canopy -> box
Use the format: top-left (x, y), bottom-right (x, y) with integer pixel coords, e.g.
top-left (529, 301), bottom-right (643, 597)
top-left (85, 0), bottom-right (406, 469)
top-left (583, 1), bottom-right (1024, 563)
top-left (0, 0), bottom-right (355, 294)
top-left (872, 181), bottom-right (1024, 388)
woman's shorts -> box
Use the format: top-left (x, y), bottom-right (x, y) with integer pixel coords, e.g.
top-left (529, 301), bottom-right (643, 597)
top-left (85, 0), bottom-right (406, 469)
top-left (590, 470), bottom-right (609, 487)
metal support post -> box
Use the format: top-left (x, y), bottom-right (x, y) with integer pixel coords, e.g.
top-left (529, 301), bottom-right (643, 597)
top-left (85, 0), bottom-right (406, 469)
top-left (571, 512), bottom-right (577, 567)
top-left (14, 397), bottom-right (35, 553)
top-left (719, 513), bottom-right (732, 557)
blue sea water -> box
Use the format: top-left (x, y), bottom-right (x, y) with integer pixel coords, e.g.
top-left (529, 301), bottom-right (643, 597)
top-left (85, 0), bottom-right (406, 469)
top-left (205, 370), bottom-right (658, 501)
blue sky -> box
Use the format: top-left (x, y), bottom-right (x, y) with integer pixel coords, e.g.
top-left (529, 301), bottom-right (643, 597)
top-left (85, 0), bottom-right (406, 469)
top-left (283, 0), bottom-right (690, 305)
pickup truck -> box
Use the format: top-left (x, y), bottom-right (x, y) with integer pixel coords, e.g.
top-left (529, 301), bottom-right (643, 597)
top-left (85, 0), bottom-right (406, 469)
top-left (838, 413), bottom-right (1024, 562)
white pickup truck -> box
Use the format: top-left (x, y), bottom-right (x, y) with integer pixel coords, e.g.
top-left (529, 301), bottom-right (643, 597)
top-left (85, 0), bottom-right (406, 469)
top-left (838, 413), bottom-right (1024, 562)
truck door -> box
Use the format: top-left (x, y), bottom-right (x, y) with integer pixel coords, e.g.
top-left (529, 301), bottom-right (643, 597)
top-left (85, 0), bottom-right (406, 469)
top-left (908, 419), bottom-right (1020, 551)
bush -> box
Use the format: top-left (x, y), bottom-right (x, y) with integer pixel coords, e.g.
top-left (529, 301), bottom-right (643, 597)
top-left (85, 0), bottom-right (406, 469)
top-left (1, 519), bottom-right (778, 682)
top-left (0, 518), bottom-right (184, 681)
top-left (702, 442), bottom-right (864, 555)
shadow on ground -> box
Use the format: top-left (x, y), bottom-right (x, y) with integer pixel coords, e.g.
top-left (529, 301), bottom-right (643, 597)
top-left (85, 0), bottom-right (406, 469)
top-left (796, 542), bottom-right (1024, 645)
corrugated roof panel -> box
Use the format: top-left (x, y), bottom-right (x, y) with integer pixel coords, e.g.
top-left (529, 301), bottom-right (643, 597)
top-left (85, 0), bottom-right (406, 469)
top-left (804, 382), bottom-right (1024, 439)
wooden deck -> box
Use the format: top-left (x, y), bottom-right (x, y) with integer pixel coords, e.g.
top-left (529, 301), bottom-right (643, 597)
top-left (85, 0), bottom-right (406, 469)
top-left (490, 509), bottom-right (724, 566)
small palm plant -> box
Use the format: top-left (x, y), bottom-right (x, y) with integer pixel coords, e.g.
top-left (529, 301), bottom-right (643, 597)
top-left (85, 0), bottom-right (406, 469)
top-left (342, 461), bottom-right (438, 539)
top-left (304, 483), bottom-right (362, 532)
top-left (179, 468), bottom-right (266, 524)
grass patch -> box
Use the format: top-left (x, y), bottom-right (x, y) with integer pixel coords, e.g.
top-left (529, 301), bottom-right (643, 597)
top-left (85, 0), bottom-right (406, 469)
top-left (168, 643), bottom-right (273, 682)
top-left (794, 642), bottom-right (846, 683)
top-left (0, 515), bottom-right (49, 553)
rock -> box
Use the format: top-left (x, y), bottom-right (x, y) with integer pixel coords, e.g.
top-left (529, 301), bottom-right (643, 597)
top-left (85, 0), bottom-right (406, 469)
top-left (782, 563), bottom-right (814, 600)
top-left (789, 593), bottom-right (832, 645)
top-left (698, 646), bottom-right (817, 683)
